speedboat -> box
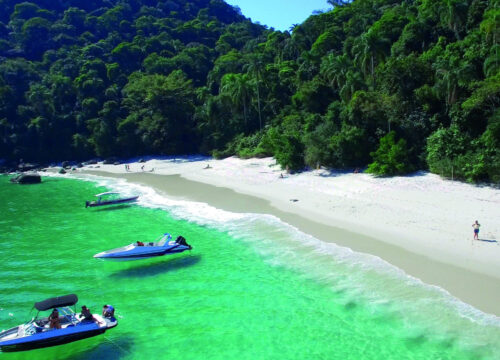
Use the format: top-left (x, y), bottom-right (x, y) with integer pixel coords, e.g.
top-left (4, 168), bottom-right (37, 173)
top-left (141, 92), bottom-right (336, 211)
top-left (85, 191), bottom-right (138, 208)
top-left (0, 294), bottom-right (117, 352)
top-left (94, 233), bottom-right (192, 261)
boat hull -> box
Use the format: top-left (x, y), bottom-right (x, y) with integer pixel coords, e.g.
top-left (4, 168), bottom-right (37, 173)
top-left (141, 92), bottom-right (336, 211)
top-left (94, 245), bottom-right (191, 261)
top-left (0, 321), bottom-right (116, 353)
top-left (85, 196), bottom-right (138, 208)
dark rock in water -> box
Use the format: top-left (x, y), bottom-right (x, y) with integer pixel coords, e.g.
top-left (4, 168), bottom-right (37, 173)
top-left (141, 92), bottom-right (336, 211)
top-left (138, 158), bottom-right (145, 163)
top-left (76, 163), bottom-right (83, 168)
top-left (59, 168), bottom-right (66, 174)
top-left (113, 161), bottom-right (121, 165)
top-left (61, 161), bottom-right (70, 168)
top-left (10, 173), bottom-right (41, 184)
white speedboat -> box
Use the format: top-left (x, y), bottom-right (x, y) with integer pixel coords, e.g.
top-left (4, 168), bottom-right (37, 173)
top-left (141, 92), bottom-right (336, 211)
top-left (85, 192), bottom-right (138, 208)
top-left (94, 233), bottom-right (192, 261)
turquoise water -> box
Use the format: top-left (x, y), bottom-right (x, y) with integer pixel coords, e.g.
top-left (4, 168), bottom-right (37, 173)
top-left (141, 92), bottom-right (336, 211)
top-left (0, 175), bottom-right (499, 359)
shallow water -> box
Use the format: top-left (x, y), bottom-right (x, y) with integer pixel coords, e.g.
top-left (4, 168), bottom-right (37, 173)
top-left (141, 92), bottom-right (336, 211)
top-left (0, 175), bottom-right (499, 359)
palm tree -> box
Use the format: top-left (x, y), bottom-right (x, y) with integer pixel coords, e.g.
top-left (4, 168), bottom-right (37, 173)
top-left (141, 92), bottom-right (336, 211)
top-left (321, 53), bottom-right (351, 90)
top-left (442, 0), bottom-right (469, 41)
top-left (435, 60), bottom-right (459, 109)
top-left (352, 31), bottom-right (390, 86)
top-left (339, 70), bottom-right (365, 103)
top-left (481, 5), bottom-right (500, 77)
top-left (220, 73), bottom-right (252, 128)
top-left (244, 55), bottom-right (265, 130)
top-left (484, 45), bottom-right (500, 77)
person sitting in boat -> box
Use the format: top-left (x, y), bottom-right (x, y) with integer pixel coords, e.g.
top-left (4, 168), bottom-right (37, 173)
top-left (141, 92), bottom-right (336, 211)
top-left (136, 241), bottom-right (144, 246)
top-left (48, 309), bottom-right (61, 329)
top-left (81, 305), bottom-right (97, 323)
top-left (102, 304), bottom-right (115, 319)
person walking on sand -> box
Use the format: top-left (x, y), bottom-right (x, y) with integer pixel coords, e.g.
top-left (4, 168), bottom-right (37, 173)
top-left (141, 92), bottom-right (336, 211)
top-left (472, 220), bottom-right (481, 240)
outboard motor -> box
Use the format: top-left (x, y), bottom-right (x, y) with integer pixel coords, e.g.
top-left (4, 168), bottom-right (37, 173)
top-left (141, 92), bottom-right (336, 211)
top-left (176, 236), bottom-right (192, 250)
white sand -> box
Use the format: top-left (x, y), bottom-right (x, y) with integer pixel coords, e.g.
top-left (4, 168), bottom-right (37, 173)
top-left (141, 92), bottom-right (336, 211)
top-left (79, 156), bottom-right (500, 279)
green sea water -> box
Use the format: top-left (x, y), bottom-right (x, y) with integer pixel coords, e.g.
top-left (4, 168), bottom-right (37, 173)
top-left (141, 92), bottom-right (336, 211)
top-left (0, 175), bottom-right (499, 360)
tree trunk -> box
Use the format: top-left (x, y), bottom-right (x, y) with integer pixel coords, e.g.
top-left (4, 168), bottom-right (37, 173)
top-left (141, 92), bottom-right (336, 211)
top-left (256, 80), bottom-right (262, 130)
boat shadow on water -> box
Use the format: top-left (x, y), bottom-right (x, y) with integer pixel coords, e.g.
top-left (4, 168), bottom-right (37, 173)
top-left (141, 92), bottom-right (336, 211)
top-left (110, 255), bottom-right (201, 279)
top-left (62, 335), bottom-right (134, 360)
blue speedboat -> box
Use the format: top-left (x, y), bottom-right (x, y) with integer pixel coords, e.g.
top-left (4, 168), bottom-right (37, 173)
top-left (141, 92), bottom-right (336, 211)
top-left (85, 191), bottom-right (138, 208)
top-left (0, 294), bottom-right (117, 352)
top-left (94, 233), bottom-right (192, 261)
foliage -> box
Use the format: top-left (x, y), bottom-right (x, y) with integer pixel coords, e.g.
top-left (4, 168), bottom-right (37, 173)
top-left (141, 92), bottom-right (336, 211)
top-left (0, 0), bottom-right (497, 183)
top-left (367, 131), bottom-right (412, 176)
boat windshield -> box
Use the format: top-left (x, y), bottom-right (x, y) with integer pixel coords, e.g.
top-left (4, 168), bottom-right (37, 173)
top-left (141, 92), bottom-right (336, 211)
top-left (95, 192), bottom-right (119, 197)
top-left (157, 233), bottom-right (172, 246)
top-left (57, 307), bottom-right (76, 317)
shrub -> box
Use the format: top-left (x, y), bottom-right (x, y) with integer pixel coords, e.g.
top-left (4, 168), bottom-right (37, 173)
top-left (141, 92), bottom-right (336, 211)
top-left (367, 131), bottom-right (412, 176)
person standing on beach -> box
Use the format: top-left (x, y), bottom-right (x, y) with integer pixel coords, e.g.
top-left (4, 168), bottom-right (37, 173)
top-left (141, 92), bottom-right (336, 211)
top-left (472, 220), bottom-right (480, 240)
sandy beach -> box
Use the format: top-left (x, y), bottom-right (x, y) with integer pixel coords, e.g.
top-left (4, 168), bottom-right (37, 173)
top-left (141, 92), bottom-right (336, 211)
top-left (75, 156), bottom-right (500, 316)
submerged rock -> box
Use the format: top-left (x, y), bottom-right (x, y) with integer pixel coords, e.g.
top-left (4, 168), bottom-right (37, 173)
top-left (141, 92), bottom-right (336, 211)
top-left (10, 173), bottom-right (41, 184)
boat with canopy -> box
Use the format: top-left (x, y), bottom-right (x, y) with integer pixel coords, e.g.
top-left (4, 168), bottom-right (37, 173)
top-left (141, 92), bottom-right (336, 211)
top-left (0, 294), bottom-right (117, 352)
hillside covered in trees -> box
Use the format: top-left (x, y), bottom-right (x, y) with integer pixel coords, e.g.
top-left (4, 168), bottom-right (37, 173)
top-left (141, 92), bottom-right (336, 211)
top-left (0, 0), bottom-right (498, 182)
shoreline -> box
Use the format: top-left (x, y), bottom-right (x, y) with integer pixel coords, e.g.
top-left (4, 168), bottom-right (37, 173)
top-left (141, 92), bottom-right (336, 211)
top-left (77, 163), bottom-right (500, 317)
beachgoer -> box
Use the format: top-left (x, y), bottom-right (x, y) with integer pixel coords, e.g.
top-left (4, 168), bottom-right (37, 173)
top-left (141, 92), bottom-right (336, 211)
top-left (141, 165), bottom-right (145, 171)
top-left (280, 173), bottom-right (284, 178)
top-left (204, 163), bottom-right (211, 169)
top-left (472, 220), bottom-right (481, 240)
top-left (49, 308), bottom-right (61, 329)
top-left (81, 305), bottom-right (98, 323)
top-left (102, 304), bottom-right (115, 318)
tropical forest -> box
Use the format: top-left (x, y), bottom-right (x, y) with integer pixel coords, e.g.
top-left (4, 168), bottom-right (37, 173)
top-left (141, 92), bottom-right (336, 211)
top-left (0, 0), bottom-right (498, 182)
